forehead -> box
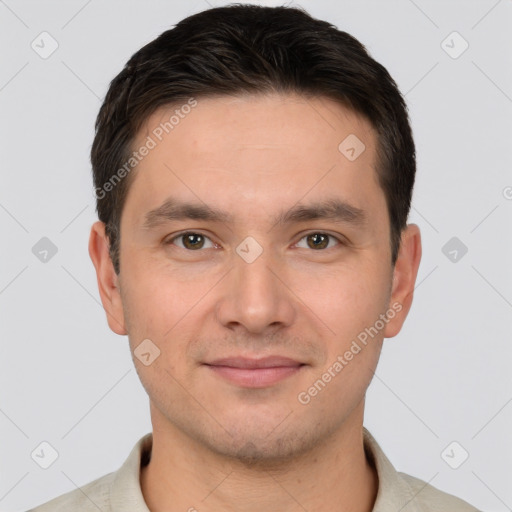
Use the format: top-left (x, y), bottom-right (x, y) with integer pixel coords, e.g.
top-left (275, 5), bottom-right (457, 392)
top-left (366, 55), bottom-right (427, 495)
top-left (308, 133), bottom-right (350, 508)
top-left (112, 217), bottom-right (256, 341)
top-left (124, 93), bottom-right (384, 229)
top-left (138, 92), bottom-right (376, 160)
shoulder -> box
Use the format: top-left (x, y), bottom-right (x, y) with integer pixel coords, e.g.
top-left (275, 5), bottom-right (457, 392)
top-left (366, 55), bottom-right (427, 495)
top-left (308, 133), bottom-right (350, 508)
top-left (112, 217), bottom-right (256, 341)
top-left (362, 427), bottom-right (481, 512)
top-left (27, 471), bottom-right (115, 512)
top-left (398, 471), bottom-right (481, 512)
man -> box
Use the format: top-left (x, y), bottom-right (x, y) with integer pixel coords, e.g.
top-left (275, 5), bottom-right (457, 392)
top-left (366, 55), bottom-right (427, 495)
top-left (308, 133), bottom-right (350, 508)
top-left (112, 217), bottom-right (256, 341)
top-left (30, 4), bottom-right (480, 511)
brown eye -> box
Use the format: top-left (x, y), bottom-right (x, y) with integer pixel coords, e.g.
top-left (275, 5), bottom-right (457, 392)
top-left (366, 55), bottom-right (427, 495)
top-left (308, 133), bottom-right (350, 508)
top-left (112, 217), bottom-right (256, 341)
top-left (307, 233), bottom-right (328, 249)
top-left (182, 233), bottom-right (204, 249)
top-left (167, 232), bottom-right (215, 250)
top-left (296, 232), bottom-right (341, 250)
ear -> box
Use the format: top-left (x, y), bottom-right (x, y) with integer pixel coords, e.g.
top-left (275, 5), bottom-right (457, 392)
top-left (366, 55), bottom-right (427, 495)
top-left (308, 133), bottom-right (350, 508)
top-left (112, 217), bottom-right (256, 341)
top-left (383, 223), bottom-right (422, 339)
top-left (88, 221), bottom-right (127, 335)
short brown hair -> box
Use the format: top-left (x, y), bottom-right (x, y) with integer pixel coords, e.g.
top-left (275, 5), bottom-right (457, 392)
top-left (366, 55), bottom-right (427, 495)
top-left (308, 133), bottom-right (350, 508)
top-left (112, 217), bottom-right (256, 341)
top-left (91, 4), bottom-right (416, 275)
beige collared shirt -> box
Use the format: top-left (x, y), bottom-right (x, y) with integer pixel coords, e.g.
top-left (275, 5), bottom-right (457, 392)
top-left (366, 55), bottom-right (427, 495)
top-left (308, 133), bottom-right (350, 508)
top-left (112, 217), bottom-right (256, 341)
top-left (28, 428), bottom-right (480, 511)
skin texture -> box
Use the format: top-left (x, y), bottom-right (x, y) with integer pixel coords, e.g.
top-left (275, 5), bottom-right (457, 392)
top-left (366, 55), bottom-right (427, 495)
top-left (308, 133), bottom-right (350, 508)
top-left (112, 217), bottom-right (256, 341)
top-left (89, 93), bottom-right (422, 512)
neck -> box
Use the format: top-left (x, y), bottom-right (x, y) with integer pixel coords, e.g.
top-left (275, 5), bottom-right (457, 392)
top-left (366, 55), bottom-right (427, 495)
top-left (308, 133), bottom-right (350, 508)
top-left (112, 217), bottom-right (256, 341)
top-left (140, 402), bottom-right (378, 512)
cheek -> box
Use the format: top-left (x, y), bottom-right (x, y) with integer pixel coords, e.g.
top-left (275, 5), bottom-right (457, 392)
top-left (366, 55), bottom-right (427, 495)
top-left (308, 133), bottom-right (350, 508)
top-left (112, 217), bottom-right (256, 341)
top-left (121, 249), bottom-right (191, 318)
top-left (296, 340), bottom-right (382, 421)
top-left (304, 264), bottom-right (388, 329)
top-left (120, 266), bottom-right (207, 371)
top-left (310, 266), bottom-right (388, 376)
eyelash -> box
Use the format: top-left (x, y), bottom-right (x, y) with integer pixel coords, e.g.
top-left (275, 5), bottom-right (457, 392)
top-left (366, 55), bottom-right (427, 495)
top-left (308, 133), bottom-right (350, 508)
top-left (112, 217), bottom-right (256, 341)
top-left (165, 231), bottom-right (345, 251)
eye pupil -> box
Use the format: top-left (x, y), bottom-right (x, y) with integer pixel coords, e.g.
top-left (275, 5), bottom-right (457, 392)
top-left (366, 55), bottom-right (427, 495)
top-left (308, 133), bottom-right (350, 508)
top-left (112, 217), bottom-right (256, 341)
top-left (183, 233), bottom-right (204, 249)
top-left (307, 233), bottom-right (328, 249)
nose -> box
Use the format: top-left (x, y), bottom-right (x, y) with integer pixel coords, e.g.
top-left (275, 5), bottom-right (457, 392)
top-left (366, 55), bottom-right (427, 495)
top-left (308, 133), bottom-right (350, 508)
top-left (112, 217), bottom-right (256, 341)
top-left (214, 242), bottom-right (296, 335)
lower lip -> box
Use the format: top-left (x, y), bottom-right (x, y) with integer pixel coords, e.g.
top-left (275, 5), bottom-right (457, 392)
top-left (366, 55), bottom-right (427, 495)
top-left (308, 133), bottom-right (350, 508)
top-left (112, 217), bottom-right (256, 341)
top-left (205, 365), bottom-right (304, 388)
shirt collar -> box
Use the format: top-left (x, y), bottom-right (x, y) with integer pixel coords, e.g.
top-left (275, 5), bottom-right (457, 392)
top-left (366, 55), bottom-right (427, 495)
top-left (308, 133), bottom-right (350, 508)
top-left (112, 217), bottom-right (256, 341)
top-left (362, 427), bottom-right (423, 511)
top-left (110, 432), bottom-right (152, 511)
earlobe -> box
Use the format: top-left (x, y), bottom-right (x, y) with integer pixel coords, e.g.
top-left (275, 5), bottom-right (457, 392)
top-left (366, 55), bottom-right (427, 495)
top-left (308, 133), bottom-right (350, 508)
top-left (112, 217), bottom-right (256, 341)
top-left (88, 221), bottom-right (127, 335)
top-left (383, 223), bottom-right (422, 339)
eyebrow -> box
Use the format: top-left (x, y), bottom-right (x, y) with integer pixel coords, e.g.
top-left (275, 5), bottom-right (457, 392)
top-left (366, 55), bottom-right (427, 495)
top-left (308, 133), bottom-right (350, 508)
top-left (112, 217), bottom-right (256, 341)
top-left (142, 196), bottom-right (368, 230)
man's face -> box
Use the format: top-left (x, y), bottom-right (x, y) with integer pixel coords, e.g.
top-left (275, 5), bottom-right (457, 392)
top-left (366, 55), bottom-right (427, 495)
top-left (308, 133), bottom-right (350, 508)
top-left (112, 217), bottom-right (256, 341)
top-left (95, 93), bottom-right (416, 462)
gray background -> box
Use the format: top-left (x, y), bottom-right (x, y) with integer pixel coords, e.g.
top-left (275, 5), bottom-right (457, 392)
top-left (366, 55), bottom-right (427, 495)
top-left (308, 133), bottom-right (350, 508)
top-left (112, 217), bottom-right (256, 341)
top-left (1, 0), bottom-right (511, 510)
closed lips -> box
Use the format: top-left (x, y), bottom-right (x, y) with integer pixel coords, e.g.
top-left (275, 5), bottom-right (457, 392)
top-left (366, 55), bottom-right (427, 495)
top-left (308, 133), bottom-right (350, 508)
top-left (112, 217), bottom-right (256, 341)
top-left (205, 356), bottom-right (304, 369)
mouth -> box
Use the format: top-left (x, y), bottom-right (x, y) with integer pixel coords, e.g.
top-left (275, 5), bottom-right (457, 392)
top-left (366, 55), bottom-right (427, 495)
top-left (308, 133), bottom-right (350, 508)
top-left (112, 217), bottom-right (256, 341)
top-left (203, 356), bottom-right (306, 388)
